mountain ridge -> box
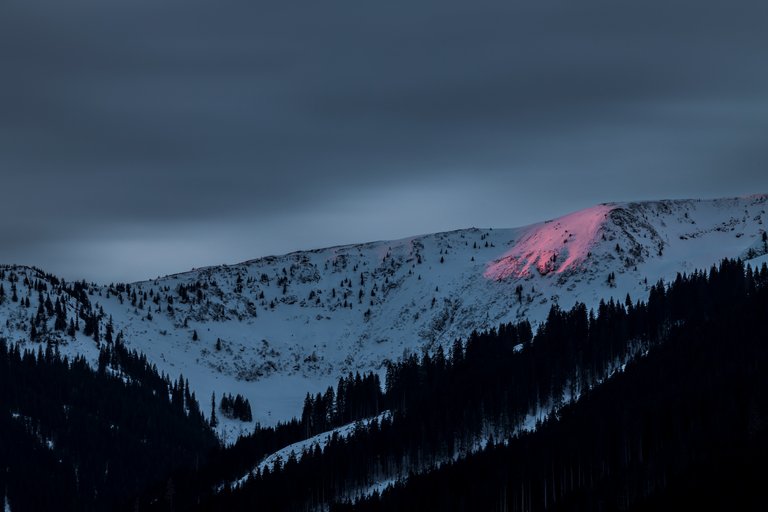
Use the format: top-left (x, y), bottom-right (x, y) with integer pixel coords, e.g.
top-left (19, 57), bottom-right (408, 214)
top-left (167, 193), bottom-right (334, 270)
top-left (1, 195), bottom-right (766, 441)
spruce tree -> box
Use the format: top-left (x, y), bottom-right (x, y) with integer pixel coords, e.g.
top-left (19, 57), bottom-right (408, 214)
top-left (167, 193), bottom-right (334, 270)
top-left (210, 392), bottom-right (217, 427)
top-left (105, 318), bottom-right (114, 344)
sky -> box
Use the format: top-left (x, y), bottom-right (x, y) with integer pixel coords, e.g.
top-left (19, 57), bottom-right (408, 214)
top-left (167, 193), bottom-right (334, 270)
top-left (1, 0), bottom-right (767, 283)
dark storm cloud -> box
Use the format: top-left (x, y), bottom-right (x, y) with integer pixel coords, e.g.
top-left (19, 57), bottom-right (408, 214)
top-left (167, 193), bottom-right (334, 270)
top-left (1, 0), bottom-right (767, 281)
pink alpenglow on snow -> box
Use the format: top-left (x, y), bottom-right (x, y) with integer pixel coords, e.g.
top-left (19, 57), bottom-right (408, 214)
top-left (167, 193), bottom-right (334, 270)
top-left (485, 204), bottom-right (617, 280)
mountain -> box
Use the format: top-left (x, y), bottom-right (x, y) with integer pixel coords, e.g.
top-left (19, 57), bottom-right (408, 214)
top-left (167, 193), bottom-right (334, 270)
top-left (1, 195), bottom-right (767, 441)
top-left (164, 258), bottom-right (768, 511)
top-left (335, 259), bottom-right (768, 512)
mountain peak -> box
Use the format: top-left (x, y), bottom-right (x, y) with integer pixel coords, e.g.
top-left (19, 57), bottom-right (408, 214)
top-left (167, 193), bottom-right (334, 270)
top-left (484, 203), bottom-right (617, 280)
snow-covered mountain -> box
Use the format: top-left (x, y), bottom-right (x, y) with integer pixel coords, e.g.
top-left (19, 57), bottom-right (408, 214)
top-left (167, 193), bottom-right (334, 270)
top-left (1, 195), bottom-right (766, 441)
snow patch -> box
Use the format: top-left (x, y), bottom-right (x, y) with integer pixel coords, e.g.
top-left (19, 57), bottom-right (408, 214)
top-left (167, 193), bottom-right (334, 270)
top-left (485, 204), bottom-right (616, 279)
top-left (223, 411), bottom-right (391, 490)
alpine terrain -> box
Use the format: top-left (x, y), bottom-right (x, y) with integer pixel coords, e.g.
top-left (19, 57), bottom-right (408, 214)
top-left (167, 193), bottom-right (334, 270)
top-left (1, 195), bottom-right (767, 444)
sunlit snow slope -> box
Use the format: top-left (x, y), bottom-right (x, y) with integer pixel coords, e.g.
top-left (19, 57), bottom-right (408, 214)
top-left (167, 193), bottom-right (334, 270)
top-left (1, 195), bottom-right (766, 441)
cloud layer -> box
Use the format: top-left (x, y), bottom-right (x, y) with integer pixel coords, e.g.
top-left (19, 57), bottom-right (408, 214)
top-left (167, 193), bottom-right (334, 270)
top-left (1, 0), bottom-right (767, 281)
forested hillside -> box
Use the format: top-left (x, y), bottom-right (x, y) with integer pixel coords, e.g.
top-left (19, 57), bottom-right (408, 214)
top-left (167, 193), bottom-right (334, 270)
top-left (345, 259), bottom-right (768, 511)
top-left (128, 259), bottom-right (768, 511)
top-left (3, 257), bottom-right (767, 511)
top-left (0, 339), bottom-right (218, 511)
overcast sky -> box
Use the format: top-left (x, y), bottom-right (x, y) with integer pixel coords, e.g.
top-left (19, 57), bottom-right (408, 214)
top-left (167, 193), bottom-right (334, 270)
top-left (1, 0), bottom-right (767, 282)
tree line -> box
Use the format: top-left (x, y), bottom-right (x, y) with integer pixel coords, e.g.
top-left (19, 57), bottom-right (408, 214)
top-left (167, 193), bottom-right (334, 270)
top-left (0, 337), bottom-right (218, 511)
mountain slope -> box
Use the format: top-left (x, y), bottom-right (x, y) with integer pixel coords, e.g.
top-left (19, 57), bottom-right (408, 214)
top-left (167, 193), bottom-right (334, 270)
top-left (1, 195), bottom-right (766, 440)
top-left (189, 258), bottom-right (768, 511)
top-left (344, 259), bottom-right (768, 512)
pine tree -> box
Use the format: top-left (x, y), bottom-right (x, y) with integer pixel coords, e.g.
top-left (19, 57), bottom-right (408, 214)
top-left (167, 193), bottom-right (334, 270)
top-left (92, 318), bottom-right (100, 343)
top-left (301, 394), bottom-right (313, 436)
top-left (105, 317), bottom-right (114, 344)
top-left (210, 392), bottom-right (217, 427)
top-left (54, 299), bottom-right (67, 331)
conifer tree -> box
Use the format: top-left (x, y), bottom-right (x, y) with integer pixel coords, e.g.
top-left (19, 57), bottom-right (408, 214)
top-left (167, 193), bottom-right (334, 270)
top-left (105, 317), bottom-right (114, 344)
top-left (210, 392), bottom-right (217, 427)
